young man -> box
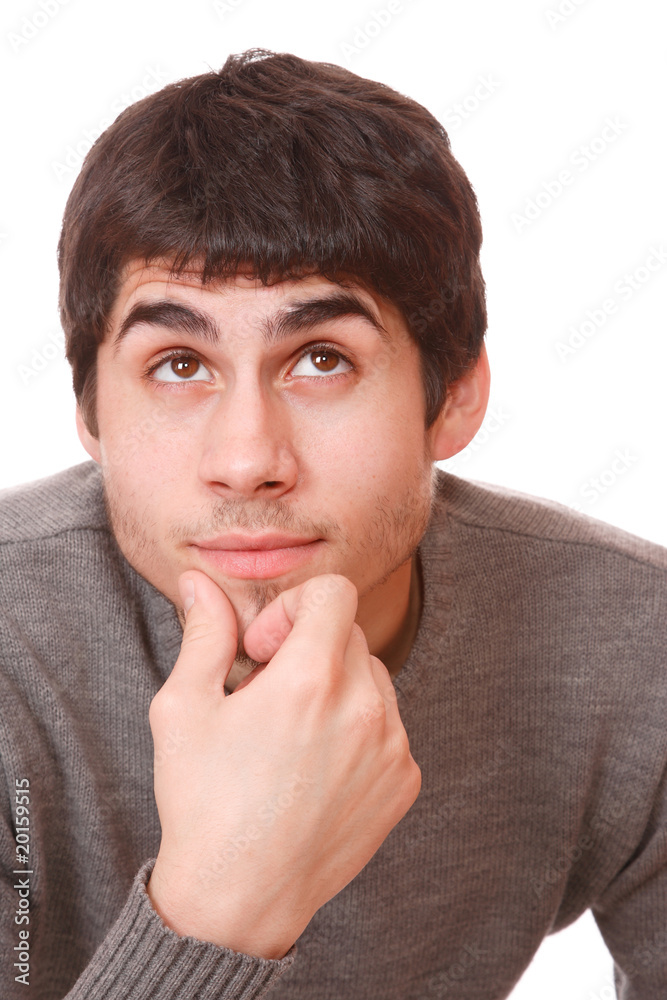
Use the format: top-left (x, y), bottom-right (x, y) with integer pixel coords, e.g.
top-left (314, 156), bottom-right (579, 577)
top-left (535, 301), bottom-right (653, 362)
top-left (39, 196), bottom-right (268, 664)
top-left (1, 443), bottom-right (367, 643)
top-left (0, 49), bottom-right (665, 1000)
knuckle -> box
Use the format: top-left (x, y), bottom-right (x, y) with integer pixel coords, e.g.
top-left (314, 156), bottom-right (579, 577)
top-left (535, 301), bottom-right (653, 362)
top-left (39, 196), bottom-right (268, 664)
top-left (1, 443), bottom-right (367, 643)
top-left (281, 662), bottom-right (327, 703)
top-left (351, 695), bottom-right (386, 732)
top-left (388, 728), bottom-right (410, 760)
top-left (149, 686), bottom-right (180, 731)
top-left (148, 697), bottom-right (164, 734)
top-left (407, 759), bottom-right (423, 800)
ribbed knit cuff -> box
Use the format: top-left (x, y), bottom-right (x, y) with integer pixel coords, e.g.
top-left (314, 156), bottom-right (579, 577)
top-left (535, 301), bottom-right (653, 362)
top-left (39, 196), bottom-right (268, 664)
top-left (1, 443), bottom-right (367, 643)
top-left (66, 860), bottom-right (296, 999)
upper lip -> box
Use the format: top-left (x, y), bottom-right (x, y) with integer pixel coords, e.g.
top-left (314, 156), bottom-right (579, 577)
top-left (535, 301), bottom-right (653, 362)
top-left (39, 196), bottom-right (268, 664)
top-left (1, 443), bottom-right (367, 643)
top-left (191, 533), bottom-right (320, 551)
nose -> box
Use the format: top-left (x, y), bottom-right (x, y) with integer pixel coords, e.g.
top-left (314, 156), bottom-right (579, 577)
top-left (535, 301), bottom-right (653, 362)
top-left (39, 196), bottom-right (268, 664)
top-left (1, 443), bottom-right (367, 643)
top-left (198, 381), bottom-right (298, 499)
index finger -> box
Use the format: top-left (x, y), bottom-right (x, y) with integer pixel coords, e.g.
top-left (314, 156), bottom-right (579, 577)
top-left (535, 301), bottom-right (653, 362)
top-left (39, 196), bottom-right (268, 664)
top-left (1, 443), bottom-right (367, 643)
top-left (242, 573), bottom-right (359, 665)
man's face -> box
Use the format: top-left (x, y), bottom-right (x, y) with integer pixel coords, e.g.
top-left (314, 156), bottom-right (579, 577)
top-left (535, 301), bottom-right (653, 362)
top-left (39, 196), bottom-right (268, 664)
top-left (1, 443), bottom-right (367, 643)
top-left (84, 263), bottom-right (441, 660)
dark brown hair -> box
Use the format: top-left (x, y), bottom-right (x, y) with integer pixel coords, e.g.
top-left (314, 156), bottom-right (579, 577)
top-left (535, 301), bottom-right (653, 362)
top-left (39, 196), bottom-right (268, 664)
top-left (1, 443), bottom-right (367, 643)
top-left (58, 49), bottom-right (487, 437)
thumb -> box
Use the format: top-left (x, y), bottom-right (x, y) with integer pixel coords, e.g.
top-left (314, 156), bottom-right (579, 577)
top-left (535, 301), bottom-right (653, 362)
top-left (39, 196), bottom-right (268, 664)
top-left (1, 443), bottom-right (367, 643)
top-left (170, 569), bottom-right (239, 696)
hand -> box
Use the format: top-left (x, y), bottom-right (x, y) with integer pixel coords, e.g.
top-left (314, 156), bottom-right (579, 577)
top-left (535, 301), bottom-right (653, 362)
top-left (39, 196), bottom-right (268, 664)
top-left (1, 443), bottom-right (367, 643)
top-left (147, 569), bottom-right (421, 959)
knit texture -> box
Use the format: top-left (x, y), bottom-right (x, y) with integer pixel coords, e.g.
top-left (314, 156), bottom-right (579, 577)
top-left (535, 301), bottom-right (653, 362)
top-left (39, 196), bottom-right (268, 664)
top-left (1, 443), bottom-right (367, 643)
top-left (0, 461), bottom-right (665, 999)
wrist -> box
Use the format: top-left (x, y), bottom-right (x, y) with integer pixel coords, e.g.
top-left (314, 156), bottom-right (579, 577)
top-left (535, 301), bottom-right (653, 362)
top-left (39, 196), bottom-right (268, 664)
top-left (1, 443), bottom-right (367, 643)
top-left (146, 856), bottom-right (299, 960)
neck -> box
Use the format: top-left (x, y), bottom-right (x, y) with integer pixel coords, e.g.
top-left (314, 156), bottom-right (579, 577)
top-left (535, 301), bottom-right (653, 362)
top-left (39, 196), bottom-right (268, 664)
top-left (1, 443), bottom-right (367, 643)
top-left (357, 552), bottom-right (423, 679)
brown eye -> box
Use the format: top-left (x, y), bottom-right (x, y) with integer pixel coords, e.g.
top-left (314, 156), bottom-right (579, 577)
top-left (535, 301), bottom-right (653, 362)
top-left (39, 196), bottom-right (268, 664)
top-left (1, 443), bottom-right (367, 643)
top-left (290, 347), bottom-right (352, 378)
top-left (311, 351), bottom-right (339, 372)
top-left (171, 357), bottom-right (199, 378)
top-left (149, 354), bottom-right (212, 383)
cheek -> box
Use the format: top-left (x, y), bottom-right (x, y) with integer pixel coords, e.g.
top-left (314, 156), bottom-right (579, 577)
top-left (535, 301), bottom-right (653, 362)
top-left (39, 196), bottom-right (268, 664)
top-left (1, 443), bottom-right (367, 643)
top-left (98, 403), bottom-right (193, 504)
top-left (95, 363), bottom-right (197, 482)
top-left (302, 392), bottom-right (428, 505)
top-left (338, 381), bottom-right (428, 469)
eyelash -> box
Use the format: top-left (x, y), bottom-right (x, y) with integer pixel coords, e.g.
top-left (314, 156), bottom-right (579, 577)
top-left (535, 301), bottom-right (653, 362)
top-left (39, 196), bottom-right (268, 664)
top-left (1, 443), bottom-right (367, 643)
top-left (141, 349), bottom-right (210, 383)
top-left (290, 342), bottom-right (356, 379)
top-left (141, 342), bottom-right (356, 385)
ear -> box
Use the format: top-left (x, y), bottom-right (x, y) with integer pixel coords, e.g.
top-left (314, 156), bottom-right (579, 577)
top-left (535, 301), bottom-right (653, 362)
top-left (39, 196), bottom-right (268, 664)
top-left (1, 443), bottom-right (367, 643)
top-left (75, 404), bottom-right (101, 463)
top-left (427, 344), bottom-right (491, 461)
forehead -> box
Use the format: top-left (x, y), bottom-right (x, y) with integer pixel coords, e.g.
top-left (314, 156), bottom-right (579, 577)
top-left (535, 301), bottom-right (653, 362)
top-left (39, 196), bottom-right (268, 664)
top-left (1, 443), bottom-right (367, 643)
top-left (110, 261), bottom-right (392, 323)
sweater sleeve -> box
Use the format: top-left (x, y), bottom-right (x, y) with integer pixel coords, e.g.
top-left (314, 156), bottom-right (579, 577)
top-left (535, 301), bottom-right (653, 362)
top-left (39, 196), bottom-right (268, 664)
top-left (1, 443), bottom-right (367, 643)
top-left (0, 848), bottom-right (295, 1000)
top-left (591, 761), bottom-right (667, 999)
top-left (60, 860), bottom-right (296, 1000)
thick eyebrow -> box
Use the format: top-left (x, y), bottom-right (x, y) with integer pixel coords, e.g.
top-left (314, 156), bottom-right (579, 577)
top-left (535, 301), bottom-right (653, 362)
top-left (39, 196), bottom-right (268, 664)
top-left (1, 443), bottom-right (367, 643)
top-left (112, 291), bottom-right (388, 355)
top-left (113, 300), bottom-right (219, 356)
top-left (264, 292), bottom-right (389, 345)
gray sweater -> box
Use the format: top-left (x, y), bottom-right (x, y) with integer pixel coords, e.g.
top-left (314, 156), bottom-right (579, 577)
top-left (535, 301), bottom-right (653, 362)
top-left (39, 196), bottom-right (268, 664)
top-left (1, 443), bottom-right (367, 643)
top-left (0, 461), bottom-right (666, 999)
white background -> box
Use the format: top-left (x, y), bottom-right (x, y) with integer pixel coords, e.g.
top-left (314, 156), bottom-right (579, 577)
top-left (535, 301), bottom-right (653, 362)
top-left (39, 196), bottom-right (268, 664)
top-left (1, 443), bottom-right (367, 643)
top-left (1, 0), bottom-right (665, 995)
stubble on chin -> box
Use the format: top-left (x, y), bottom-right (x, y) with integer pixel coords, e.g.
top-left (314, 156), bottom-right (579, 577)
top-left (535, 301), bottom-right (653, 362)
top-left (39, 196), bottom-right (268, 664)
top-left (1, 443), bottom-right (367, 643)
top-left (228, 578), bottom-right (284, 668)
top-left (102, 479), bottom-right (290, 654)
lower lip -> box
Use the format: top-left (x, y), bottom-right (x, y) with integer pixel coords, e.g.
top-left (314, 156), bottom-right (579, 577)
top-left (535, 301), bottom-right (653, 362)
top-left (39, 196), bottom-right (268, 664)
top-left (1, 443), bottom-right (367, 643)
top-left (191, 540), bottom-right (324, 579)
